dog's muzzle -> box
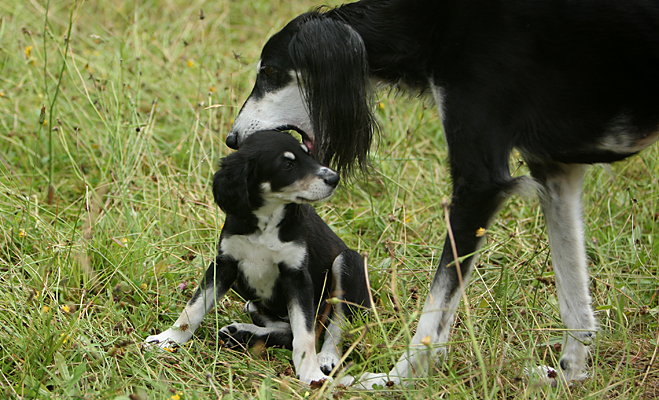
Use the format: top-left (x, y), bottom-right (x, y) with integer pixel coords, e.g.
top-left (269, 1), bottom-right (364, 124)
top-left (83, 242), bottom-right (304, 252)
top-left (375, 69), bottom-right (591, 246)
top-left (320, 168), bottom-right (340, 188)
top-left (226, 131), bottom-right (239, 149)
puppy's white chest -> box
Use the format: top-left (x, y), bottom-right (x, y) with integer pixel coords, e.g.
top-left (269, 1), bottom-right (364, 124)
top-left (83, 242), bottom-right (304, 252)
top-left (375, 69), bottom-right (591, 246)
top-left (221, 230), bottom-right (306, 299)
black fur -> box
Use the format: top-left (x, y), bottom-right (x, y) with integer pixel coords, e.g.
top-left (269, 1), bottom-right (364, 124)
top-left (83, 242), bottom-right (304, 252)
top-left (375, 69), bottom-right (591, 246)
top-left (227, 0), bottom-right (659, 385)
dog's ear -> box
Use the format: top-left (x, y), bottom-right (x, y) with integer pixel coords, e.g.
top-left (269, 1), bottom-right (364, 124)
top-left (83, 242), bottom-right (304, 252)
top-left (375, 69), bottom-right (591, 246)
top-left (213, 153), bottom-right (258, 219)
top-left (290, 15), bottom-right (377, 177)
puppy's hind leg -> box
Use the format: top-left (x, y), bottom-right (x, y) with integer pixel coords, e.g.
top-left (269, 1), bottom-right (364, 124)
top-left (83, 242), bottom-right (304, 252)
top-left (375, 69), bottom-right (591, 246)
top-left (318, 250), bottom-right (369, 375)
top-left (529, 162), bottom-right (596, 385)
top-left (219, 301), bottom-right (293, 349)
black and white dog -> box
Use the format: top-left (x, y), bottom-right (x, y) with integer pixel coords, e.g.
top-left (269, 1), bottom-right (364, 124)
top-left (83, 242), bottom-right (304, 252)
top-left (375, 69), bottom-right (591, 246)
top-left (226, 0), bottom-right (659, 388)
top-left (146, 131), bottom-right (371, 384)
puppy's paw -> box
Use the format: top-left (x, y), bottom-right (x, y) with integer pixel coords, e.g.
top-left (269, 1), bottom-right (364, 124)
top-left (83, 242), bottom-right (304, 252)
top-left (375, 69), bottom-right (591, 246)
top-left (317, 351), bottom-right (341, 375)
top-left (144, 328), bottom-right (193, 352)
top-left (218, 323), bottom-right (260, 349)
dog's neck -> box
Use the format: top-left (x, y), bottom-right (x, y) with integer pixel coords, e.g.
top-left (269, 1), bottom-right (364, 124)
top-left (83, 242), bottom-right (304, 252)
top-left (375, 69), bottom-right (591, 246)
top-left (253, 201), bottom-right (293, 233)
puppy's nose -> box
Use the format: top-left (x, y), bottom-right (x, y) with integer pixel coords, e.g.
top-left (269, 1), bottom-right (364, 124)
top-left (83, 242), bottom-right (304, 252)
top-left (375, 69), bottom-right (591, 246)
top-left (322, 170), bottom-right (340, 188)
top-left (226, 132), bottom-right (239, 149)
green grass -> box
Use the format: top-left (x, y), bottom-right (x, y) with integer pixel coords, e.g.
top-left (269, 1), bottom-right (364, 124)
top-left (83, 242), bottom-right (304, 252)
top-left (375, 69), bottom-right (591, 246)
top-left (1, 0), bottom-right (658, 398)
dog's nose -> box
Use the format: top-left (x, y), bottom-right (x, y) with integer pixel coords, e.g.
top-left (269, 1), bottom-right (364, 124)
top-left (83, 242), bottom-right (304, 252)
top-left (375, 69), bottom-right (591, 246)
top-left (323, 170), bottom-right (340, 188)
top-left (226, 132), bottom-right (239, 149)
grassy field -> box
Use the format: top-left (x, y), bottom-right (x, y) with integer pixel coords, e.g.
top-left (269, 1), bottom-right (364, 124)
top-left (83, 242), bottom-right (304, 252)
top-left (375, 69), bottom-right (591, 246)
top-left (1, 0), bottom-right (658, 398)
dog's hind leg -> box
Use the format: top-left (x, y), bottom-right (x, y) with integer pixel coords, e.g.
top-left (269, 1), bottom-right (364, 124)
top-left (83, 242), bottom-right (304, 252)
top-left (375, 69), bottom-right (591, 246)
top-left (318, 250), bottom-right (370, 375)
top-left (218, 301), bottom-right (293, 349)
top-left (528, 162), bottom-right (596, 385)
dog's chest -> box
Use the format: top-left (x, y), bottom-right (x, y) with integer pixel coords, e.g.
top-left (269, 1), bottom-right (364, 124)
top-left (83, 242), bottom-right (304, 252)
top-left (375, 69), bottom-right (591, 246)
top-left (220, 228), bottom-right (306, 299)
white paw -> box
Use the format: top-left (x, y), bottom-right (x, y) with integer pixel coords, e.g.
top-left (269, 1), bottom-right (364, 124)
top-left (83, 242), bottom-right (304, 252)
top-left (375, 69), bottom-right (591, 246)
top-left (524, 364), bottom-right (588, 387)
top-left (524, 365), bottom-right (559, 387)
top-left (144, 328), bottom-right (193, 352)
top-left (353, 372), bottom-right (398, 390)
top-left (298, 369), bottom-right (331, 385)
top-left (317, 351), bottom-right (341, 375)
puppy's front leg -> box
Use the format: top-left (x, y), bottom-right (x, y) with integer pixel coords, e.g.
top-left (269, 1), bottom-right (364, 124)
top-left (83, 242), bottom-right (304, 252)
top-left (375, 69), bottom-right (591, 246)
top-left (145, 254), bottom-right (238, 349)
top-left (284, 272), bottom-right (328, 384)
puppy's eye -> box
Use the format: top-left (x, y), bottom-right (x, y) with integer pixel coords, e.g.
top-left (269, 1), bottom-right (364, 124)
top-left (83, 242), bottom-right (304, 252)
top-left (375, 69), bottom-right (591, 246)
top-left (284, 161), bottom-right (295, 170)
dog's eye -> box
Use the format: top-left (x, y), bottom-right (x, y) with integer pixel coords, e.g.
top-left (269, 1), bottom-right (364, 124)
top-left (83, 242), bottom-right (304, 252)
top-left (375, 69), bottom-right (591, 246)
top-left (260, 66), bottom-right (276, 77)
top-left (284, 161), bottom-right (295, 170)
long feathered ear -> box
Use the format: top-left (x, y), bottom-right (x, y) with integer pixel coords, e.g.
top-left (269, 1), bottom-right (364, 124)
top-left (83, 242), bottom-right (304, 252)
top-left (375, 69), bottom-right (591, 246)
top-left (213, 153), bottom-right (258, 219)
top-left (290, 15), bottom-right (377, 177)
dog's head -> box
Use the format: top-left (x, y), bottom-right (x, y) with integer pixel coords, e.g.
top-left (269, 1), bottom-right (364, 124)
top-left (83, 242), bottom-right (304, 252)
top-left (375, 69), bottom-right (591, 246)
top-left (227, 11), bottom-right (376, 176)
top-left (214, 130), bottom-right (340, 219)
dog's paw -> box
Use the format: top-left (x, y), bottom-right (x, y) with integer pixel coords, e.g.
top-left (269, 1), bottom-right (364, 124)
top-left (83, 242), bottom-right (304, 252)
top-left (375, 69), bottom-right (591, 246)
top-left (353, 372), bottom-right (398, 390)
top-left (524, 365), bottom-right (559, 387)
top-left (144, 328), bottom-right (193, 352)
top-left (524, 364), bottom-right (588, 388)
top-left (317, 351), bottom-right (341, 375)
top-left (299, 370), bottom-right (332, 386)
top-left (217, 323), bottom-right (261, 349)
top-left (558, 352), bottom-right (589, 383)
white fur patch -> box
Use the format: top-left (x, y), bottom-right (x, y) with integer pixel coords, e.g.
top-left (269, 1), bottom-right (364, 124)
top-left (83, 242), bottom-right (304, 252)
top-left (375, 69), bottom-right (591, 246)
top-left (230, 72), bottom-right (314, 146)
top-left (284, 151), bottom-right (296, 160)
top-left (220, 223), bottom-right (307, 299)
top-left (598, 114), bottom-right (659, 153)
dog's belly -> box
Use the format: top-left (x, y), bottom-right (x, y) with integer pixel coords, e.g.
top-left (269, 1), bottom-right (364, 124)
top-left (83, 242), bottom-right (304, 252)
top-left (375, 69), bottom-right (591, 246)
top-left (221, 233), bottom-right (307, 300)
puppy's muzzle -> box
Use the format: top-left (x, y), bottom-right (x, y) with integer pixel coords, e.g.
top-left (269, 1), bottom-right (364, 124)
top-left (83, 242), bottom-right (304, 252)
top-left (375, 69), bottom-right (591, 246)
top-left (320, 168), bottom-right (340, 188)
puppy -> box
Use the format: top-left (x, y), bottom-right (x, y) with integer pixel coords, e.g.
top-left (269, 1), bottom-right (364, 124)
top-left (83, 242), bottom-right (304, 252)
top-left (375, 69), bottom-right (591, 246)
top-left (146, 130), bottom-right (371, 384)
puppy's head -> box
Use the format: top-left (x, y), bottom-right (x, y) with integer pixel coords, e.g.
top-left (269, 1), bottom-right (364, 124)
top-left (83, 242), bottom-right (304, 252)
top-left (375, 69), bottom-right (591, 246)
top-left (214, 130), bottom-right (340, 218)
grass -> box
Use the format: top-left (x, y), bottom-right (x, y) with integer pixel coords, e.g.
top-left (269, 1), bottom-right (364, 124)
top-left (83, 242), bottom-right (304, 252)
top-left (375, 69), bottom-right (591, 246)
top-left (0, 0), bottom-right (658, 398)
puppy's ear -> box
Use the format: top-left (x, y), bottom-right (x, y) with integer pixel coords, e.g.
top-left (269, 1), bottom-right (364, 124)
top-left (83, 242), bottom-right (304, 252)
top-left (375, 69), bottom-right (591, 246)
top-left (213, 153), bottom-right (258, 219)
top-left (290, 15), bottom-right (377, 177)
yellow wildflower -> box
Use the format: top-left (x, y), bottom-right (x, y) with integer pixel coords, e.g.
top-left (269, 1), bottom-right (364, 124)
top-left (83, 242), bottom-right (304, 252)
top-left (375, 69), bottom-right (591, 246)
top-left (187, 59), bottom-right (195, 67)
top-left (61, 304), bottom-right (70, 313)
top-left (475, 227), bottom-right (486, 237)
top-left (19, 229), bottom-right (26, 238)
top-left (41, 305), bottom-right (51, 313)
top-left (25, 46), bottom-right (33, 57)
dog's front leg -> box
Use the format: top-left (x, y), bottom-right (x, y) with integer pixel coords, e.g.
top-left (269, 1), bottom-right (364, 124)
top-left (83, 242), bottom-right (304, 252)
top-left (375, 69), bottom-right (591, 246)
top-left (145, 254), bottom-right (238, 349)
top-left (284, 271), bottom-right (328, 384)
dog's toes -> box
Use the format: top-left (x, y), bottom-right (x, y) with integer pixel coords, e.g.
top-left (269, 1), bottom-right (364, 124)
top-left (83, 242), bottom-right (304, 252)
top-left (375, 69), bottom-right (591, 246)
top-left (143, 328), bottom-right (192, 352)
top-left (524, 363), bottom-right (588, 388)
top-left (354, 372), bottom-right (396, 390)
top-left (317, 351), bottom-right (340, 375)
top-left (299, 370), bottom-right (331, 386)
top-left (524, 365), bottom-right (561, 387)
top-left (217, 325), bottom-right (244, 349)
top-left (218, 323), bottom-right (263, 349)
